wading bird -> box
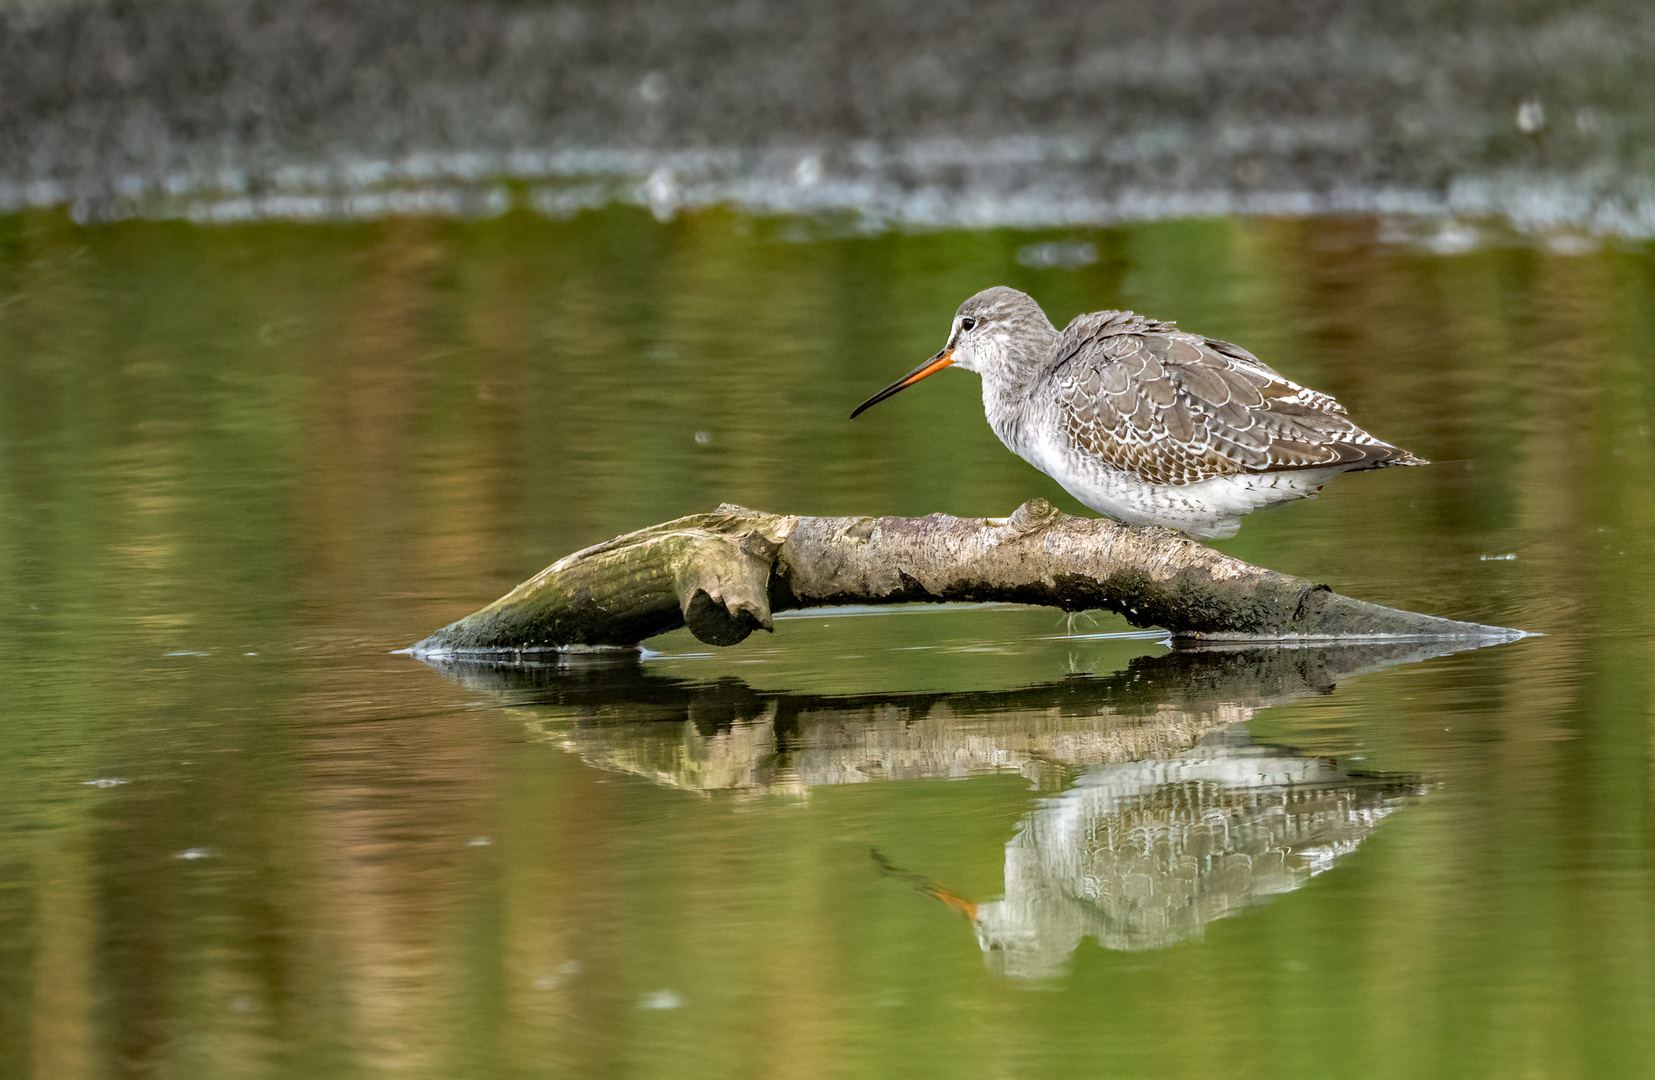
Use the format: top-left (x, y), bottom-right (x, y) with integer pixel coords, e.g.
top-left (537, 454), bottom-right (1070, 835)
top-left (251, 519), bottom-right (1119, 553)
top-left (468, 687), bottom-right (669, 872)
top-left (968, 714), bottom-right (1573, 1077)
top-left (851, 287), bottom-right (1425, 539)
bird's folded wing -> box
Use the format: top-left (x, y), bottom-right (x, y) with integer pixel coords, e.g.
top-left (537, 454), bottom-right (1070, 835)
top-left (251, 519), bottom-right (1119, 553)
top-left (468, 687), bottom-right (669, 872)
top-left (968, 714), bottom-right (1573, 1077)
top-left (1041, 321), bottom-right (1391, 486)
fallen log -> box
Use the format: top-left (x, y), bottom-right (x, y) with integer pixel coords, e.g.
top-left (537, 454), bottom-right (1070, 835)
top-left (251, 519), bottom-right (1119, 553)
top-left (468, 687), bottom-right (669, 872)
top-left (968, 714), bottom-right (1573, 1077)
top-left (407, 499), bottom-right (1526, 656)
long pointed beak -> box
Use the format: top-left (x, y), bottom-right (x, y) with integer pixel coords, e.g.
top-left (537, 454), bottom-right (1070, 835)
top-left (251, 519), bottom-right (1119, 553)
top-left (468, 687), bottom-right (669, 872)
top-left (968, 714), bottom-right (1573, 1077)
top-left (849, 348), bottom-right (955, 419)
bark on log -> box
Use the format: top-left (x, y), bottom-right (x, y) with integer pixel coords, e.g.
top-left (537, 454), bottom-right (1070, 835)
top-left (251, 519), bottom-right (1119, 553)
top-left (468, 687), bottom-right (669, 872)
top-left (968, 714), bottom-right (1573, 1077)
top-left (408, 499), bottom-right (1526, 655)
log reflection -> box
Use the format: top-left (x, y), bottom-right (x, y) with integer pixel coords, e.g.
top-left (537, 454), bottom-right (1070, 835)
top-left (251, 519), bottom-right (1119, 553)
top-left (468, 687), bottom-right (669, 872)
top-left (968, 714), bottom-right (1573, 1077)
top-left (423, 640), bottom-right (1449, 795)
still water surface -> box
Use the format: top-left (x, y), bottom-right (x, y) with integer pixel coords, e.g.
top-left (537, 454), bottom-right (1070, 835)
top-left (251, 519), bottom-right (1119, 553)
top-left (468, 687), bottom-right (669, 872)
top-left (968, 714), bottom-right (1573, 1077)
top-left (0, 208), bottom-right (1652, 1078)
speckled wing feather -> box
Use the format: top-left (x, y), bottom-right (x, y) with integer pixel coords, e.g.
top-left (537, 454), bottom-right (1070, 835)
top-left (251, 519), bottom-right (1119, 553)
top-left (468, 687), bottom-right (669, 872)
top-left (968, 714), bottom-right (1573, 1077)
top-left (1035, 311), bottom-right (1413, 485)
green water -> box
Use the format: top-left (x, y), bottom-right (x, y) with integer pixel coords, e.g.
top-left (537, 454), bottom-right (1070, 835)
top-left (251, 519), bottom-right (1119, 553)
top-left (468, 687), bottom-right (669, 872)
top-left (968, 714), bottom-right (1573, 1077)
top-left (1, 207), bottom-right (1652, 1079)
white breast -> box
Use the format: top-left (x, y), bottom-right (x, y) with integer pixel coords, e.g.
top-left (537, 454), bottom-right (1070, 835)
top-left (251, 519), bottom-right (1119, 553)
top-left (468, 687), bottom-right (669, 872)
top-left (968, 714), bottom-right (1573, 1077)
top-left (1018, 431), bottom-right (1343, 539)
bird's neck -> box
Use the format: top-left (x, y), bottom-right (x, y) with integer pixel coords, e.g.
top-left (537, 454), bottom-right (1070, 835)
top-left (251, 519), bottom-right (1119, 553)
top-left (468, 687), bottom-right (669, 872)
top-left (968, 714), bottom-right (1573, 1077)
top-left (977, 322), bottom-right (1055, 449)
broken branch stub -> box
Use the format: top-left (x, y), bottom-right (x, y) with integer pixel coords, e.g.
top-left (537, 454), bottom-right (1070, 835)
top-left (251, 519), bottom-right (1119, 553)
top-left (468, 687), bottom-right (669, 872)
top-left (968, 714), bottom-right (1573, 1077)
top-left (409, 500), bottom-right (1524, 655)
top-left (413, 508), bottom-right (795, 652)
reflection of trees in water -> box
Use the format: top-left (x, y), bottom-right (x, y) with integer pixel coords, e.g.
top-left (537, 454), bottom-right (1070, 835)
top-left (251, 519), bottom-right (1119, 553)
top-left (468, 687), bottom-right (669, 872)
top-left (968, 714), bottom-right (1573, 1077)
top-left (427, 639), bottom-right (1447, 975)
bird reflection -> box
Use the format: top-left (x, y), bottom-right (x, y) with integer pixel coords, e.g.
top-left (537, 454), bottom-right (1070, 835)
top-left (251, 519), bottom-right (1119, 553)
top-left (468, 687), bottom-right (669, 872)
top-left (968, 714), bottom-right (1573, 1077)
top-left (878, 734), bottom-right (1422, 978)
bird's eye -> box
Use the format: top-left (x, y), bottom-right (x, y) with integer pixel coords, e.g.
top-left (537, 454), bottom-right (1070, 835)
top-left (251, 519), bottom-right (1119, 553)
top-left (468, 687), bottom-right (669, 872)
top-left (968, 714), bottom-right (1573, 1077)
top-left (959, 316), bottom-right (977, 331)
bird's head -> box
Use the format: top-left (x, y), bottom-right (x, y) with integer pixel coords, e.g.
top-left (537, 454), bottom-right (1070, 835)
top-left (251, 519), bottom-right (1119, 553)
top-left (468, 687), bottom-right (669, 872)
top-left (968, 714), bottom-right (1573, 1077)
top-left (850, 286), bottom-right (1055, 418)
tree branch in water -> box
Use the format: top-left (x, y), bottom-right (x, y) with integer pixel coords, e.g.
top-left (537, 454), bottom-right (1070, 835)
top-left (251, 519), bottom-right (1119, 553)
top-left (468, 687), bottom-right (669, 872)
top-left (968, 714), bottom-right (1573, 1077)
top-left (408, 499), bottom-right (1526, 655)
